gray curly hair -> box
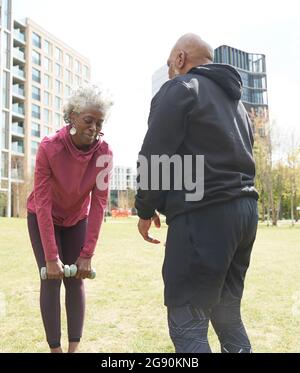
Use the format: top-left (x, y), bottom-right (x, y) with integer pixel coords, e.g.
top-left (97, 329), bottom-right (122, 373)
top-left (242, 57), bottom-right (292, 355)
top-left (63, 84), bottom-right (113, 124)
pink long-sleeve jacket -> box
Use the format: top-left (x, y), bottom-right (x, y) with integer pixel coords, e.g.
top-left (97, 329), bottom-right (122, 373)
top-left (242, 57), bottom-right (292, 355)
top-left (27, 125), bottom-right (113, 261)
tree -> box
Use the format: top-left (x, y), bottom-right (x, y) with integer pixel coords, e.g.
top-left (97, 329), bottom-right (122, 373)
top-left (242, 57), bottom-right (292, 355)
top-left (287, 146), bottom-right (300, 225)
top-left (117, 189), bottom-right (136, 209)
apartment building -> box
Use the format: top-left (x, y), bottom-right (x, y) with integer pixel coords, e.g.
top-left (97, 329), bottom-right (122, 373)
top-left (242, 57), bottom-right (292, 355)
top-left (1, 2), bottom-right (91, 217)
top-left (0, 0), bottom-right (13, 216)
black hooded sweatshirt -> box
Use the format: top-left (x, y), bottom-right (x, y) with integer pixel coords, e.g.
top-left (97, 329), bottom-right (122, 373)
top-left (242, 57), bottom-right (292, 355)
top-left (135, 63), bottom-right (259, 223)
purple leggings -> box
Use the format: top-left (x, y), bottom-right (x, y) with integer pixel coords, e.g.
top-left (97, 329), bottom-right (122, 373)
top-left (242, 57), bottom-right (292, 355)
top-left (27, 213), bottom-right (87, 348)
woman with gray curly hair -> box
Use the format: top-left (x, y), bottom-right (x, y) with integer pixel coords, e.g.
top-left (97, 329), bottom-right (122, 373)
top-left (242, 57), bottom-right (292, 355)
top-left (27, 85), bottom-right (113, 353)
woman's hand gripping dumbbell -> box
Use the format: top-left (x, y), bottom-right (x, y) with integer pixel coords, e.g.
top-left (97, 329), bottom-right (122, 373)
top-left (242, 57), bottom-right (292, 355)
top-left (40, 258), bottom-right (96, 280)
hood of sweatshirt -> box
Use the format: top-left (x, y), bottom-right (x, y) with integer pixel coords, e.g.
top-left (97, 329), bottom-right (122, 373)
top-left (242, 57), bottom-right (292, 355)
top-left (59, 124), bottom-right (102, 163)
top-left (188, 63), bottom-right (243, 100)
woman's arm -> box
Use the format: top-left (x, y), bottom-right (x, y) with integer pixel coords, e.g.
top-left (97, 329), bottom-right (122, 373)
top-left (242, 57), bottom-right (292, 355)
top-left (80, 150), bottom-right (113, 259)
top-left (34, 144), bottom-right (59, 262)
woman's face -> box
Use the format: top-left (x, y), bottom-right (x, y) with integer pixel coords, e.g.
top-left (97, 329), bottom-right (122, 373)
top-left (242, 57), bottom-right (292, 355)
top-left (70, 107), bottom-right (105, 148)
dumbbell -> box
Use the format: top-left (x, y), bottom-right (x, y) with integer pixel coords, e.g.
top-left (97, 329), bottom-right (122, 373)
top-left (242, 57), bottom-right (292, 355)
top-left (40, 264), bottom-right (96, 280)
top-left (68, 264), bottom-right (96, 279)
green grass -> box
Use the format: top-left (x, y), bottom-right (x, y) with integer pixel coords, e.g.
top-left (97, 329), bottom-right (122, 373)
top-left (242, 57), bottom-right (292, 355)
top-left (0, 217), bottom-right (300, 352)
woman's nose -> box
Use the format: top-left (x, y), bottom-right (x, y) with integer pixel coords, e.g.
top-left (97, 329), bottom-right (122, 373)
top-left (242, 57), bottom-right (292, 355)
top-left (89, 121), bottom-right (96, 131)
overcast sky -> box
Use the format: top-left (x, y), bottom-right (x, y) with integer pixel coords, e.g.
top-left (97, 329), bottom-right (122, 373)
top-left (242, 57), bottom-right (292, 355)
top-left (13, 0), bottom-right (300, 167)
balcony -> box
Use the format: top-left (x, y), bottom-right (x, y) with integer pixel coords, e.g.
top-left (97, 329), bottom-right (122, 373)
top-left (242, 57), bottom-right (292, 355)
top-left (11, 168), bottom-right (24, 180)
top-left (12, 104), bottom-right (25, 118)
top-left (14, 30), bottom-right (26, 44)
top-left (12, 84), bottom-right (25, 98)
top-left (13, 48), bottom-right (26, 62)
top-left (11, 141), bottom-right (25, 155)
top-left (11, 155), bottom-right (25, 180)
top-left (11, 122), bottom-right (25, 136)
top-left (13, 66), bottom-right (26, 81)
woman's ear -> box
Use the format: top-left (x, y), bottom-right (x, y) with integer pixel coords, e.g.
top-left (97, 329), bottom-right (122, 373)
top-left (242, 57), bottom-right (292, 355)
top-left (69, 112), bottom-right (77, 125)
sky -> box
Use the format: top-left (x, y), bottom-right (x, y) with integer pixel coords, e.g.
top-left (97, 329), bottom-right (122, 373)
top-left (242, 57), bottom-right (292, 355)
top-left (13, 0), bottom-right (300, 167)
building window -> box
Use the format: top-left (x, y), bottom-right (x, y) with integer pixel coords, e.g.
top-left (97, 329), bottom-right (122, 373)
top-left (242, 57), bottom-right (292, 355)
top-left (31, 157), bottom-right (36, 174)
top-left (32, 50), bottom-right (41, 66)
top-left (32, 104), bottom-right (41, 119)
top-left (12, 121), bottom-right (24, 135)
top-left (44, 40), bottom-right (52, 55)
top-left (224, 47), bottom-right (229, 64)
top-left (12, 103), bottom-right (24, 116)
top-left (65, 85), bottom-right (71, 99)
top-left (14, 46), bottom-right (25, 60)
top-left (3, 32), bottom-right (10, 69)
top-left (55, 113), bottom-right (61, 128)
top-left (240, 71), bottom-right (250, 88)
top-left (14, 157), bottom-right (24, 179)
top-left (55, 47), bottom-right (62, 61)
top-left (66, 54), bottom-right (72, 68)
top-left (55, 63), bottom-right (62, 78)
top-left (31, 141), bottom-right (40, 156)
top-left (232, 49), bottom-right (236, 66)
top-left (253, 77), bottom-right (262, 89)
top-left (75, 75), bottom-right (81, 87)
top-left (44, 91), bottom-right (51, 106)
top-left (32, 68), bottom-right (41, 83)
top-left (1, 111), bottom-right (9, 150)
top-left (44, 74), bottom-right (51, 89)
top-left (43, 126), bottom-right (52, 136)
top-left (2, 71), bottom-right (10, 109)
top-left (65, 69), bottom-right (72, 83)
top-left (75, 60), bottom-right (82, 74)
top-left (242, 53), bottom-right (246, 70)
top-left (43, 109), bottom-right (51, 125)
top-left (253, 91), bottom-right (263, 105)
top-left (54, 96), bottom-right (62, 111)
top-left (32, 86), bottom-right (41, 101)
top-left (11, 157), bottom-right (25, 181)
top-left (32, 32), bottom-right (41, 48)
top-left (31, 122), bottom-right (40, 137)
top-left (13, 80), bottom-right (24, 99)
top-left (13, 65), bottom-right (25, 79)
top-left (2, 0), bottom-right (11, 29)
top-left (44, 57), bottom-right (52, 72)
top-left (1, 152), bottom-right (9, 178)
top-left (55, 80), bottom-right (62, 95)
top-left (12, 139), bottom-right (24, 154)
top-left (83, 65), bottom-right (90, 79)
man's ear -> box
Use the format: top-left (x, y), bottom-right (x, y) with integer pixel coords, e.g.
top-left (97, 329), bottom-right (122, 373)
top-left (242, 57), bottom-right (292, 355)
top-left (177, 50), bottom-right (186, 68)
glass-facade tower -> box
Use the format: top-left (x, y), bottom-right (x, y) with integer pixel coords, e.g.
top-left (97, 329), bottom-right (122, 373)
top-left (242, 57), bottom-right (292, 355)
top-left (214, 45), bottom-right (269, 136)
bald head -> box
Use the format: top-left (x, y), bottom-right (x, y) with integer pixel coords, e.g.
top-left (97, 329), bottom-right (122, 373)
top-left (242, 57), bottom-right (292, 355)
top-left (174, 34), bottom-right (214, 65)
top-left (167, 33), bottom-right (214, 79)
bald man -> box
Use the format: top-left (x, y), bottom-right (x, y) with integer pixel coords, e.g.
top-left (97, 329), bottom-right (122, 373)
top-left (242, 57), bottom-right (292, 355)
top-left (135, 34), bottom-right (258, 353)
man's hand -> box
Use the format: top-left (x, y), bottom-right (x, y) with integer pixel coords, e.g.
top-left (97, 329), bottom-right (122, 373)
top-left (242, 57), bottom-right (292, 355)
top-left (75, 257), bottom-right (92, 279)
top-left (138, 212), bottom-right (161, 244)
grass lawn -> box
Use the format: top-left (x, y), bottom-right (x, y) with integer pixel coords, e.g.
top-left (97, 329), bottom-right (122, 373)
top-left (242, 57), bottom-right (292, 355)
top-left (0, 216), bottom-right (300, 353)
